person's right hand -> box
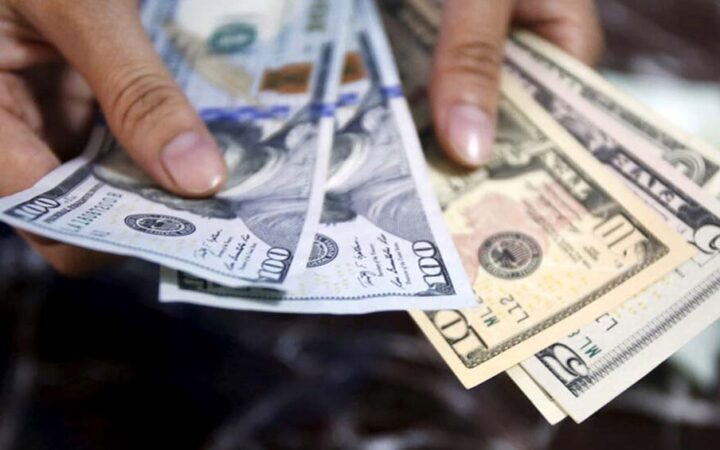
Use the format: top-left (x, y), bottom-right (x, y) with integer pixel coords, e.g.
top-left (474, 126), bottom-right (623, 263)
top-left (0, 0), bottom-right (228, 275)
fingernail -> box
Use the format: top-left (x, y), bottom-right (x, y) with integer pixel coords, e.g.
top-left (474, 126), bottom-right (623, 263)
top-left (161, 131), bottom-right (226, 195)
top-left (446, 104), bottom-right (495, 167)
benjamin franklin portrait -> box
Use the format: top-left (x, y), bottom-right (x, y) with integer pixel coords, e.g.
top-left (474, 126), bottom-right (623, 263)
top-left (92, 118), bottom-right (313, 250)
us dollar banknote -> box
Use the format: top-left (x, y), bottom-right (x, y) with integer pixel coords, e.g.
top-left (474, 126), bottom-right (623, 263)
top-left (411, 77), bottom-right (694, 388)
top-left (503, 33), bottom-right (720, 423)
top-left (0, 0), bottom-right (351, 288)
top-left (159, 0), bottom-right (477, 314)
top-left (378, 0), bottom-right (442, 129)
top-left (380, 0), bottom-right (720, 417)
top-left (506, 32), bottom-right (720, 196)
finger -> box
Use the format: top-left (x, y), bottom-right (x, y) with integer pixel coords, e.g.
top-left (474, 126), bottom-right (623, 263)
top-left (0, 36), bottom-right (59, 70)
top-left (0, 107), bottom-right (121, 275)
top-left (22, 65), bottom-right (96, 159)
top-left (430, 0), bottom-right (513, 168)
top-left (17, 229), bottom-right (122, 277)
top-left (0, 72), bottom-right (43, 132)
top-left (515, 0), bottom-right (604, 66)
top-left (15, 0), bottom-right (227, 197)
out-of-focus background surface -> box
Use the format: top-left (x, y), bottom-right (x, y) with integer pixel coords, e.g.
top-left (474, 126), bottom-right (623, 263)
top-left (1, 1), bottom-right (720, 448)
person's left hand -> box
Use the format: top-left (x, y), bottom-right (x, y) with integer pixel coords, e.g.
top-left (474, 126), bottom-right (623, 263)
top-left (430, 0), bottom-right (604, 167)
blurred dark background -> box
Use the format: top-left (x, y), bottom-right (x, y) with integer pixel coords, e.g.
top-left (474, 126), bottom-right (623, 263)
top-left (600, 0), bottom-right (720, 81)
top-left (1, 1), bottom-right (720, 449)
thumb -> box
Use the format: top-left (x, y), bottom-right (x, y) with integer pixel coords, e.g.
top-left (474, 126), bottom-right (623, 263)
top-left (430, 0), bottom-right (513, 167)
top-left (16, 0), bottom-right (227, 197)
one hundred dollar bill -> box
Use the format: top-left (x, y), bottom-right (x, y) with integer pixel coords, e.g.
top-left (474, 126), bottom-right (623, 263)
top-left (504, 33), bottom-right (720, 423)
top-left (410, 77), bottom-right (695, 388)
top-left (378, 0), bottom-right (442, 129)
top-left (159, 0), bottom-right (477, 314)
top-left (0, 0), bottom-right (351, 288)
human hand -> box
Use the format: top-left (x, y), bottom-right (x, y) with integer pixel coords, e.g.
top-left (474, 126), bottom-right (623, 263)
top-left (0, 0), bottom-right (228, 275)
top-left (430, 0), bottom-right (604, 167)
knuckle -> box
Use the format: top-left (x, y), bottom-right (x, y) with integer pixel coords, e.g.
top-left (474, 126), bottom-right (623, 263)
top-left (107, 67), bottom-right (184, 135)
top-left (439, 40), bottom-right (503, 87)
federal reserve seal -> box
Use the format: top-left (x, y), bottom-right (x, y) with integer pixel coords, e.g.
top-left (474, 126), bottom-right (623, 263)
top-left (479, 232), bottom-right (542, 279)
top-left (307, 234), bottom-right (339, 268)
top-left (124, 214), bottom-right (196, 237)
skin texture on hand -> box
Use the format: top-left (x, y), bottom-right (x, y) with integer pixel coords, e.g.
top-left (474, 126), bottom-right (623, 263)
top-left (0, 0), bottom-right (228, 275)
top-left (431, 0), bottom-right (604, 167)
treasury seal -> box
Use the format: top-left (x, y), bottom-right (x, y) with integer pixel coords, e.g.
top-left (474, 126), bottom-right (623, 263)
top-left (479, 232), bottom-right (542, 279)
top-left (124, 214), bottom-right (196, 237)
top-left (307, 234), bottom-right (339, 268)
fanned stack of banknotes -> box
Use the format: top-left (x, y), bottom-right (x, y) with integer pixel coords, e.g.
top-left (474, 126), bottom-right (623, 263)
top-left (1, 0), bottom-right (719, 425)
